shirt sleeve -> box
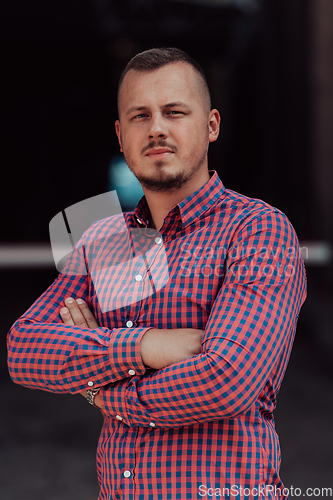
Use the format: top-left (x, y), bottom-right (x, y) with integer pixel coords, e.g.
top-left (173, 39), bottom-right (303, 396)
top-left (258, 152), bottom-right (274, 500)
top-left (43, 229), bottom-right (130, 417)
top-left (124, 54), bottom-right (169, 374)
top-left (7, 230), bottom-right (149, 394)
top-left (98, 210), bottom-right (307, 427)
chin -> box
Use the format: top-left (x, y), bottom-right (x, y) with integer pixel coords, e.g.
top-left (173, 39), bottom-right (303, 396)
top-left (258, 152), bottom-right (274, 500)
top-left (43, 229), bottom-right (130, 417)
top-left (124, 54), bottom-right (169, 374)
top-left (136, 168), bottom-right (189, 193)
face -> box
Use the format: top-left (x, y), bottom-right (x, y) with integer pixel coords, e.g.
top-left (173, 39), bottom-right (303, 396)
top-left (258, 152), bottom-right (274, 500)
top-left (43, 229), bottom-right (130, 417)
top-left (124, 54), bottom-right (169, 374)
top-left (115, 62), bottom-right (220, 193)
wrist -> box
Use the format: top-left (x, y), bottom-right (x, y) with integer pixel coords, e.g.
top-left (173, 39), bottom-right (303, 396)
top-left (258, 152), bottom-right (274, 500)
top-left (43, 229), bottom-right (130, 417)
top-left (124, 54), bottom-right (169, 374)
top-left (140, 328), bottom-right (159, 368)
top-left (94, 392), bottom-right (102, 408)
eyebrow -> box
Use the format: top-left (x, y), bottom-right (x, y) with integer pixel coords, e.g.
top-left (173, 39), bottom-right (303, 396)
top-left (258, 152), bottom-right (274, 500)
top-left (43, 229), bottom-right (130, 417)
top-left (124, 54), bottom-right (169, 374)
top-left (164, 102), bottom-right (191, 110)
top-left (125, 101), bottom-right (191, 116)
top-left (126, 106), bottom-right (147, 116)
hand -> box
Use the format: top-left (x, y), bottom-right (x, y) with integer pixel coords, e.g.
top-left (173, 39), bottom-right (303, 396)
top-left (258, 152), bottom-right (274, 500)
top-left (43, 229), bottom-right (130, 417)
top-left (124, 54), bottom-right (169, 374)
top-left (60, 297), bottom-right (99, 329)
top-left (140, 328), bottom-right (204, 370)
top-left (60, 297), bottom-right (101, 407)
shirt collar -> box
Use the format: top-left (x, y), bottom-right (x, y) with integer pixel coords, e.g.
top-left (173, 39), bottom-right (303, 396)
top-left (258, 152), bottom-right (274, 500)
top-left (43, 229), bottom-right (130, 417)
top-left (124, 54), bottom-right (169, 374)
top-left (133, 170), bottom-right (225, 230)
top-left (133, 197), bottom-right (151, 228)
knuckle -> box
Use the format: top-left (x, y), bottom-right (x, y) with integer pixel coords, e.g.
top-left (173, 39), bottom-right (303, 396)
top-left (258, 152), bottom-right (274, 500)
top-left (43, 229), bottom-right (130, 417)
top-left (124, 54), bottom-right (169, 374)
top-left (74, 318), bottom-right (87, 327)
top-left (86, 316), bottom-right (96, 323)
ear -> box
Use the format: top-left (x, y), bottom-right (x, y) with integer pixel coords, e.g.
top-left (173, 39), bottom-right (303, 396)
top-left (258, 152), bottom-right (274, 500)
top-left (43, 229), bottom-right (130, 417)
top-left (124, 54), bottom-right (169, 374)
top-left (115, 120), bottom-right (123, 152)
top-left (208, 109), bottom-right (220, 144)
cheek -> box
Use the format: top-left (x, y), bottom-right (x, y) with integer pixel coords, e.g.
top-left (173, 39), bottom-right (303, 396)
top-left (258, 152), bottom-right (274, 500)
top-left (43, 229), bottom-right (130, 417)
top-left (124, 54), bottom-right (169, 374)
top-left (122, 129), bottom-right (143, 152)
top-left (121, 135), bottom-right (141, 168)
top-left (179, 124), bottom-right (209, 156)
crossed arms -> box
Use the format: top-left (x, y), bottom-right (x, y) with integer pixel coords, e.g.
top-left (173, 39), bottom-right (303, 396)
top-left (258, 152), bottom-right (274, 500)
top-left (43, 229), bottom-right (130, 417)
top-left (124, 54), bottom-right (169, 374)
top-left (7, 210), bottom-right (307, 427)
top-left (59, 296), bottom-right (204, 407)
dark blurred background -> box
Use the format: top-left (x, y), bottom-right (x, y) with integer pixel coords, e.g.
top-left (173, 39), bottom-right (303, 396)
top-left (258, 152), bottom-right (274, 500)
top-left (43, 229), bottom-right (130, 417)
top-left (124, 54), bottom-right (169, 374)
top-left (1, 0), bottom-right (332, 499)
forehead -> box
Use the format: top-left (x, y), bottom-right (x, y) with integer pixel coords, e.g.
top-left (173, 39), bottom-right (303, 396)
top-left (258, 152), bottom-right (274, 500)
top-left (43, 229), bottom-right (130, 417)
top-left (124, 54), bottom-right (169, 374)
top-left (118, 62), bottom-right (202, 114)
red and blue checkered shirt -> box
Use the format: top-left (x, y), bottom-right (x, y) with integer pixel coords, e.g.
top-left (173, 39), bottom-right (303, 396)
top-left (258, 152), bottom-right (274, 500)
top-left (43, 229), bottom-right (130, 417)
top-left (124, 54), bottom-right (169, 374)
top-left (7, 171), bottom-right (307, 500)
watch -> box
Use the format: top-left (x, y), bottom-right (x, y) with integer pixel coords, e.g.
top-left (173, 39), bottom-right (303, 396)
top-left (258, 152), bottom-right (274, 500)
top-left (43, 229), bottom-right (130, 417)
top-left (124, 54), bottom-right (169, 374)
top-left (86, 387), bottom-right (101, 407)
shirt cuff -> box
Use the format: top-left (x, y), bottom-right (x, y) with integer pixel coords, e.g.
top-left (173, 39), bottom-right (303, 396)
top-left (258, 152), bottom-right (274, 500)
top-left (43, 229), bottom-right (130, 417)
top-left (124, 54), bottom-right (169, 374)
top-left (98, 373), bottom-right (158, 429)
top-left (99, 378), bottom-right (130, 424)
top-left (107, 327), bottom-right (151, 380)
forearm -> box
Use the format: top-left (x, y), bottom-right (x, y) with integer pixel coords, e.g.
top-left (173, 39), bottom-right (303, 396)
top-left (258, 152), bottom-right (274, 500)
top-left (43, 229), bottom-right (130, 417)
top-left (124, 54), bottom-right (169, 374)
top-left (8, 320), bottom-right (149, 394)
top-left (8, 287), bottom-right (200, 394)
top-left (78, 325), bottom-right (204, 409)
top-left (99, 340), bottom-right (259, 427)
top-left (7, 274), bottom-right (148, 394)
top-left (139, 327), bottom-right (204, 369)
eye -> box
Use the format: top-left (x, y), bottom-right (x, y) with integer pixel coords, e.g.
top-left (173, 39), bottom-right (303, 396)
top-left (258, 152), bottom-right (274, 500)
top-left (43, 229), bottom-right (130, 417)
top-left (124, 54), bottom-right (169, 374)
top-left (134, 113), bottom-right (148, 119)
top-left (166, 110), bottom-right (184, 116)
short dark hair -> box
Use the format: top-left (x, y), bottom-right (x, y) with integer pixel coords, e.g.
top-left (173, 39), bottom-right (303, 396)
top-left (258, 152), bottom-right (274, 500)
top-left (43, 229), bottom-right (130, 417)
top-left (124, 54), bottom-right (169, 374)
top-left (117, 47), bottom-right (211, 113)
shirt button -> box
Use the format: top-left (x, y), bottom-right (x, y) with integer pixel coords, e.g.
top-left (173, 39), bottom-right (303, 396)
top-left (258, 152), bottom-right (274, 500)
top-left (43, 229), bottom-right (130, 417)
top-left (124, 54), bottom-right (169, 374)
top-left (126, 320), bottom-right (133, 327)
top-left (149, 422), bottom-right (156, 427)
top-left (155, 237), bottom-right (162, 245)
top-left (87, 381), bottom-right (94, 387)
top-left (115, 415), bottom-right (123, 421)
top-left (128, 369), bottom-right (136, 376)
top-left (123, 470), bottom-right (131, 478)
top-left (135, 274), bottom-right (142, 281)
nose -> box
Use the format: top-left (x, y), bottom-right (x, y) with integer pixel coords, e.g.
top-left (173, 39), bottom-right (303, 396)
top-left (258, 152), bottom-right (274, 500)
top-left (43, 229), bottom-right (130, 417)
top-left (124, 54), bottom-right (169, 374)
top-left (147, 114), bottom-right (168, 140)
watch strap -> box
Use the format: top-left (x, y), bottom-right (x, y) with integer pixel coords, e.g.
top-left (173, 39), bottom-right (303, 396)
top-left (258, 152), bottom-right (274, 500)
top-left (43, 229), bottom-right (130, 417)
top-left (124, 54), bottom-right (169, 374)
top-left (86, 387), bottom-right (101, 407)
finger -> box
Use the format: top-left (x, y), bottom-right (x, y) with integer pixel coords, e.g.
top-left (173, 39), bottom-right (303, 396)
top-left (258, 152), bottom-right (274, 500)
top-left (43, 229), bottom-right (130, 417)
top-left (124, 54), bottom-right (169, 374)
top-left (64, 297), bottom-right (89, 328)
top-left (76, 299), bottom-right (99, 329)
top-left (59, 307), bottom-right (75, 325)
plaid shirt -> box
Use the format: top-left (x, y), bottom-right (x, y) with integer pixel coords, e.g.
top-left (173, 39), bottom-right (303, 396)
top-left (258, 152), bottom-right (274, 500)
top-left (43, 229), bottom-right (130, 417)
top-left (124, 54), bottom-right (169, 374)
top-left (7, 171), bottom-right (307, 500)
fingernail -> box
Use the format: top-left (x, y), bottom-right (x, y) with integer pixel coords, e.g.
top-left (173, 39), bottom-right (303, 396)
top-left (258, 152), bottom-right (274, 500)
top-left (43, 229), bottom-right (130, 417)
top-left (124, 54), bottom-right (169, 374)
top-left (61, 307), bottom-right (68, 314)
top-left (76, 299), bottom-right (83, 304)
top-left (66, 298), bottom-right (74, 303)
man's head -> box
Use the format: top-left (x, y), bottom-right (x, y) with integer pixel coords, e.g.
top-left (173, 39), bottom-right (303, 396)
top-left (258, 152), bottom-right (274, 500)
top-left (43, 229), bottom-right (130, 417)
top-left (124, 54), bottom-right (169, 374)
top-left (117, 47), bottom-right (211, 115)
top-left (115, 47), bottom-right (220, 193)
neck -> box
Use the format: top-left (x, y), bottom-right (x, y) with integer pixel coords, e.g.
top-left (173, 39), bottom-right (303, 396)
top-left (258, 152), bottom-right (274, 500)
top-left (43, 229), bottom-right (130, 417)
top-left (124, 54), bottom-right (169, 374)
top-left (142, 169), bottom-right (210, 231)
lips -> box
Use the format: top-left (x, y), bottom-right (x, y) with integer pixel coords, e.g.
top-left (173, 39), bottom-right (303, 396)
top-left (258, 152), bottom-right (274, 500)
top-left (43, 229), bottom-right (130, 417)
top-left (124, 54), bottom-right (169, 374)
top-left (145, 148), bottom-right (174, 159)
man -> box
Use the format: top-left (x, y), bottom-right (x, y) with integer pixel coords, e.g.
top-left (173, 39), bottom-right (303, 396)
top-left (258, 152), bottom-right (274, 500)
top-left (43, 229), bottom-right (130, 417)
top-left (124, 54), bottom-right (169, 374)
top-left (8, 48), bottom-right (307, 499)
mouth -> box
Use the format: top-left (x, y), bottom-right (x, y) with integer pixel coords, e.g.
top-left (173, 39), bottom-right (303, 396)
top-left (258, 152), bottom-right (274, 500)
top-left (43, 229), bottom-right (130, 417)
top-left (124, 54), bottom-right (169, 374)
top-left (145, 148), bottom-right (174, 159)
